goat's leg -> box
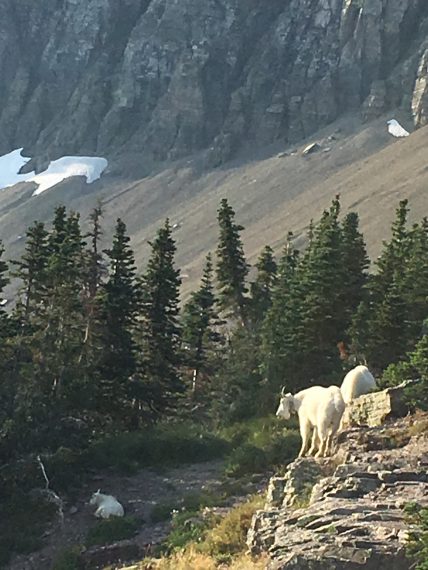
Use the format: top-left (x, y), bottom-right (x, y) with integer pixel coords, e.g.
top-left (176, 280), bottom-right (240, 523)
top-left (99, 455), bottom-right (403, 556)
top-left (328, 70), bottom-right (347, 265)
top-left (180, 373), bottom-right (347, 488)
top-left (325, 432), bottom-right (334, 456)
top-left (315, 437), bottom-right (327, 458)
top-left (298, 419), bottom-right (311, 458)
top-left (307, 427), bottom-right (319, 456)
top-left (315, 422), bottom-right (328, 458)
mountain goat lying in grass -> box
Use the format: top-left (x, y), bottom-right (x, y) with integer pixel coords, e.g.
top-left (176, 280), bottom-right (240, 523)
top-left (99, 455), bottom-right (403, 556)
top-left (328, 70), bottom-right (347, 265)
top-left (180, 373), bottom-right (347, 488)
top-left (89, 490), bottom-right (124, 519)
top-left (276, 385), bottom-right (345, 458)
top-left (340, 365), bottom-right (377, 404)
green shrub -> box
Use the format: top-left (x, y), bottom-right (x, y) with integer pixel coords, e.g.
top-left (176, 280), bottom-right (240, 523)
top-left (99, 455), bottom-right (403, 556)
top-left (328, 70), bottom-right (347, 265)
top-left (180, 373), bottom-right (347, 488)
top-left (221, 417), bottom-right (299, 477)
top-left (405, 503), bottom-right (428, 569)
top-left (0, 493), bottom-right (57, 566)
top-left (85, 516), bottom-right (140, 547)
top-left (200, 495), bottom-right (264, 562)
top-left (86, 423), bottom-right (230, 473)
top-left (52, 546), bottom-right (81, 570)
top-left (224, 444), bottom-right (267, 478)
top-left (151, 491), bottom-right (222, 523)
top-left (162, 510), bottom-right (211, 552)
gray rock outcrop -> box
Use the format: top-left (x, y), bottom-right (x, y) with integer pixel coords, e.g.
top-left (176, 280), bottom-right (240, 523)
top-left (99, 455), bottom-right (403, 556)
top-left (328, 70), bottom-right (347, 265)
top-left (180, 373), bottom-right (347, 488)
top-left (1, 0), bottom-right (428, 169)
top-left (248, 417), bottom-right (428, 569)
top-left (341, 380), bottom-right (413, 428)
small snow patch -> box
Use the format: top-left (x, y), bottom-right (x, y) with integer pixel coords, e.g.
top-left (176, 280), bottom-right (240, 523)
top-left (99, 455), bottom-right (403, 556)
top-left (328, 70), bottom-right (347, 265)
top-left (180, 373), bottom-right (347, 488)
top-left (32, 156), bottom-right (108, 196)
top-left (0, 149), bottom-right (108, 195)
top-left (387, 119), bottom-right (410, 138)
top-left (0, 148), bottom-right (32, 188)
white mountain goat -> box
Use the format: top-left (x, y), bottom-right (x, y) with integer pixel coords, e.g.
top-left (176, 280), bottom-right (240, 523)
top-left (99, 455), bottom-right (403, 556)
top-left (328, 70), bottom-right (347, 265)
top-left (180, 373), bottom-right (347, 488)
top-left (89, 490), bottom-right (124, 519)
top-left (276, 385), bottom-right (345, 458)
top-left (340, 365), bottom-right (377, 404)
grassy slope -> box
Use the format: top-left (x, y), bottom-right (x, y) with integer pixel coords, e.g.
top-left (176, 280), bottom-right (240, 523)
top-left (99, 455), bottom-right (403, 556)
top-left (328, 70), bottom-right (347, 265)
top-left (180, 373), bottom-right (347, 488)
top-left (1, 115), bottom-right (427, 299)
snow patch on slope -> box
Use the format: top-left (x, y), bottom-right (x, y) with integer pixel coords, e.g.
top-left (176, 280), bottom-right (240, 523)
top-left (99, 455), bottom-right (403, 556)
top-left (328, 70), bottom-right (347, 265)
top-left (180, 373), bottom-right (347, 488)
top-left (0, 149), bottom-right (108, 195)
top-left (31, 156), bottom-right (108, 196)
top-left (0, 148), bottom-right (32, 188)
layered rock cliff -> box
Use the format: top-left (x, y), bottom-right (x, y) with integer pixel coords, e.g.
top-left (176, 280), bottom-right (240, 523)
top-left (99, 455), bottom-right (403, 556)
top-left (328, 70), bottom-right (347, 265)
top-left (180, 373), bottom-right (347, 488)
top-left (1, 0), bottom-right (428, 172)
top-left (248, 407), bottom-right (428, 569)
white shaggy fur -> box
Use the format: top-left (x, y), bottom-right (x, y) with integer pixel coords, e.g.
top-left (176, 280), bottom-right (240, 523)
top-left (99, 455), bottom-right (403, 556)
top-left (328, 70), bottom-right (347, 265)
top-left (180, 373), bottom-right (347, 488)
top-left (276, 386), bottom-right (345, 458)
top-left (89, 490), bottom-right (124, 519)
top-left (340, 365), bottom-right (377, 404)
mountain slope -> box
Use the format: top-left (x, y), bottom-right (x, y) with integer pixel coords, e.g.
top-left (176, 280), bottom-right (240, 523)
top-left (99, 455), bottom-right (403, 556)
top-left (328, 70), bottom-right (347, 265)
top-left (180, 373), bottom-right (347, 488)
top-left (1, 115), bottom-right (427, 298)
top-left (0, 0), bottom-right (428, 172)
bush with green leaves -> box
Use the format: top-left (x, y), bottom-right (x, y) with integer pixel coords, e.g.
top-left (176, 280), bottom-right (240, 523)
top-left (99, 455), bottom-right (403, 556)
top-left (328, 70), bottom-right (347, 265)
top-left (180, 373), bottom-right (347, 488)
top-left (86, 422), bottom-right (230, 474)
top-left (221, 417), bottom-right (300, 477)
top-left (52, 547), bottom-right (81, 570)
top-left (85, 516), bottom-right (140, 547)
top-left (405, 502), bottom-right (428, 569)
top-left (151, 491), bottom-right (222, 524)
top-left (161, 509), bottom-right (212, 552)
top-left (0, 493), bottom-right (58, 567)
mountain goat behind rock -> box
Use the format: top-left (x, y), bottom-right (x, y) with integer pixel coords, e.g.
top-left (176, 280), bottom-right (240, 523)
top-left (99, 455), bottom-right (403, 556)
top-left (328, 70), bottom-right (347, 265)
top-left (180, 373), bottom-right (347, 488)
top-left (89, 490), bottom-right (124, 519)
top-left (340, 365), bottom-right (377, 404)
top-left (276, 385), bottom-right (345, 458)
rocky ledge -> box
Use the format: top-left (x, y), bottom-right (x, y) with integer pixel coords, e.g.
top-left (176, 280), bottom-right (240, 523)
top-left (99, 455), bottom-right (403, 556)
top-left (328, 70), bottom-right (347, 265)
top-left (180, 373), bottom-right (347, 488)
top-left (248, 413), bottom-right (428, 570)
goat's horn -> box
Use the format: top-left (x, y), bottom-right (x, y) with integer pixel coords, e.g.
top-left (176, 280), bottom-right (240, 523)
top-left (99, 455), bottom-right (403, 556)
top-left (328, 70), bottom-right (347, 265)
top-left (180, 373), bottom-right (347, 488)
top-left (281, 386), bottom-right (286, 396)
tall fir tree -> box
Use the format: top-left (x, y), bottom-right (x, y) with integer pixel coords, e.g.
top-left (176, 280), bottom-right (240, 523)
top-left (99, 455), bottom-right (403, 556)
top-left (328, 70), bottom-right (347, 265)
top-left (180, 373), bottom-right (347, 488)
top-left (0, 242), bottom-right (9, 338)
top-left (402, 219), bottom-right (428, 342)
top-left (250, 245), bottom-right (277, 325)
top-left (261, 233), bottom-right (300, 397)
top-left (136, 219), bottom-right (183, 419)
top-left (216, 198), bottom-right (249, 325)
top-left (295, 196), bottom-right (346, 380)
top-left (79, 205), bottom-right (107, 368)
top-left (35, 207), bottom-right (87, 402)
top-left (182, 253), bottom-right (224, 395)
top-left (98, 218), bottom-right (140, 418)
top-left (12, 222), bottom-right (49, 327)
top-left (350, 200), bottom-right (426, 371)
top-left (340, 211), bottom-right (369, 329)
top-left (0, 241), bottom-right (15, 458)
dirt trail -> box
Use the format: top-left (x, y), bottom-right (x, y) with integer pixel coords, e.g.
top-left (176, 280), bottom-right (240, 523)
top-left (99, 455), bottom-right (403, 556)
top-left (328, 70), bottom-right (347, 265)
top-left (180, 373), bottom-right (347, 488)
top-left (8, 460), bottom-right (228, 570)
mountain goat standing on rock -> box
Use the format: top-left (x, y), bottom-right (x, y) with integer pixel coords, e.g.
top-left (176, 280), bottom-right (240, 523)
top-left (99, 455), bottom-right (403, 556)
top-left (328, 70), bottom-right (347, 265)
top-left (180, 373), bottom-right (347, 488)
top-left (276, 385), bottom-right (345, 458)
top-left (340, 365), bottom-right (377, 404)
top-left (89, 490), bottom-right (124, 519)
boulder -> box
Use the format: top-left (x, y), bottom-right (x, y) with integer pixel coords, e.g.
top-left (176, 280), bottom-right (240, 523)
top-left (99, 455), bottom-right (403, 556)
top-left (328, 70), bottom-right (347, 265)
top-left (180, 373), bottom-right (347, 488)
top-left (302, 143), bottom-right (321, 156)
top-left (341, 381), bottom-right (414, 428)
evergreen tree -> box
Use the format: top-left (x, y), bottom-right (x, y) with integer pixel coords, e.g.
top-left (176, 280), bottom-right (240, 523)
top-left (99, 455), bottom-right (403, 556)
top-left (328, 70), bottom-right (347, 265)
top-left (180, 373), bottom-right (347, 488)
top-left (341, 212), bottom-right (369, 327)
top-left (261, 233), bottom-right (300, 397)
top-left (182, 253), bottom-right (224, 395)
top-left (0, 242), bottom-right (9, 337)
top-left (137, 219), bottom-right (183, 419)
top-left (216, 199), bottom-right (249, 325)
top-left (12, 222), bottom-right (49, 326)
top-left (350, 200), bottom-right (426, 371)
top-left (212, 325), bottom-right (263, 424)
top-left (0, 242), bottom-right (16, 458)
top-left (403, 219), bottom-right (428, 341)
top-left (250, 245), bottom-right (277, 325)
top-left (79, 206), bottom-right (107, 367)
top-left (34, 207), bottom-right (87, 402)
top-left (98, 218), bottom-right (140, 418)
top-left (296, 196), bottom-right (346, 380)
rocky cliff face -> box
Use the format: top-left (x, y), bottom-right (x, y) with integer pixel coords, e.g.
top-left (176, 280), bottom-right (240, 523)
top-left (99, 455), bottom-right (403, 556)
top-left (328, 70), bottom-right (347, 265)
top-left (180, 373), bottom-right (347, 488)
top-left (247, 410), bottom-right (428, 569)
top-left (1, 0), bottom-right (428, 172)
